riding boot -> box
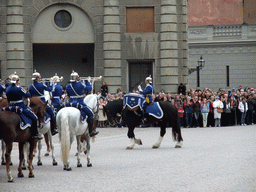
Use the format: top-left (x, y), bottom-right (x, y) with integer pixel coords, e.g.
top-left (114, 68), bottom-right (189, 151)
top-left (88, 118), bottom-right (99, 137)
top-left (50, 116), bottom-right (58, 136)
top-left (31, 120), bottom-right (43, 141)
top-left (142, 108), bottom-right (147, 123)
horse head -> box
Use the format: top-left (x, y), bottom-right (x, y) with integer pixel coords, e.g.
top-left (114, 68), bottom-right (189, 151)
top-left (30, 97), bottom-right (47, 128)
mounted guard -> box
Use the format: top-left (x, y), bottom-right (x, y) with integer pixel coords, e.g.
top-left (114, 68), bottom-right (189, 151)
top-left (138, 75), bottom-right (155, 122)
top-left (51, 73), bottom-right (63, 113)
top-left (65, 71), bottom-right (99, 137)
top-left (5, 72), bottom-right (42, 140)
top-left (29, 70), bottom-right (58, 136)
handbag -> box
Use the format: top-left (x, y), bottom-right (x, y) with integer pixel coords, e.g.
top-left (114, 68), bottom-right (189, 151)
top-left (217, 107), bottom-right (223, 113)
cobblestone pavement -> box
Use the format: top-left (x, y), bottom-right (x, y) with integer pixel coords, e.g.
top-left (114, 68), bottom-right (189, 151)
top-left (1, 125), bottom-right (256, 192)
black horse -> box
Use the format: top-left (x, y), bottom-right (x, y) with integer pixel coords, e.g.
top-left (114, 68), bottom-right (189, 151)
top-left (103, 99), bottom-right (123, 127)
top-left (104, 95), bottom-right (183, 149)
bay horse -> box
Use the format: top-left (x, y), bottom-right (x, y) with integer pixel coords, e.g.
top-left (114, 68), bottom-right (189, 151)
top-left (104, 94), bottom-right (183, 149)
top-left (0, 98), bottom-right (47, 182)
top-left (0, 98), bottom-right (10, 165)
top-left (56, 93), bottom-right (98, 171)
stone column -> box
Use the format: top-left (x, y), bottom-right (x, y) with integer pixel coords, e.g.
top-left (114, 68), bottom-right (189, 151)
top-left (6, 0), bottom-right (25, 86)
top-left (103, 0), bottom-right (121, 94)
top-left (160, 0), bottom-right (188, 93)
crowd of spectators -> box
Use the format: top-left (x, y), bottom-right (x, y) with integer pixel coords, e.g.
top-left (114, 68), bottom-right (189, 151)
top-left (60, 81), bottom-right (256, 128)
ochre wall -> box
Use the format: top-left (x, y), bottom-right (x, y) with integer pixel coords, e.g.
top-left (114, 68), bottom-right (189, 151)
top-left (244, 0), bottom-right (256, 24)
top-left (188, 0), bottom-right (243, 26)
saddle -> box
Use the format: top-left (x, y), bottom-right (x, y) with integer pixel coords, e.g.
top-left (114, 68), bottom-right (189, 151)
top-left (123, 93), bottom-right (163, 119)
top-left (61, 101), bottom-right (87, 123)
top-left (1, 106), bottom-right (32, 130)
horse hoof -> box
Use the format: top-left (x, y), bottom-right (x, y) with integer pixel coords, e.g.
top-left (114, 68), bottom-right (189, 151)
top-left (1, 161), bottom-right (6, 165)
top-left (175, 145), bottom-right (181, 148)
top-left (18, 173), bottom-right (24, 178)
top-left (29, 174), bottom-right (35, 178)
top-left (64, 167), bottom-right (72, 171)
top-left (77, 163), bottom-right (82, 168)
top-left (152, 145), bottom-right (159, 149)
top-left (8, 179), bottom-right (14, 183)
top-left (87, 163), bottom-right (92, 167)
top-left (126, 146), bottom-right (133, 150)
top-left (22, 166), bottom-right (26, 170)
top-left (37, 161), bottom-right (43, 166)
top-left (44, 153), bottom-right (50, 156)
top-left (84, 150), bottom-right (87, 155)
top-left (75, 153), bottom-right (78, 156)
top-left (53, 162), bottom-right (58, 166)
top-left (10, 162), bottom-right (13, 166)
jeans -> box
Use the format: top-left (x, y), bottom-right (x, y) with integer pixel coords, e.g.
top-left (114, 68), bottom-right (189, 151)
top-left (202, 112), bottom-right (209, 127)
top-left (241, 112), bottom-right (247, 125)
top-left (186, 113), bottom-right (193, 127)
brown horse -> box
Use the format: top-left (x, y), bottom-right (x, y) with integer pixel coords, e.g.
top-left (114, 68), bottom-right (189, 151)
top-left (0, 97), bottom-right (47, 182)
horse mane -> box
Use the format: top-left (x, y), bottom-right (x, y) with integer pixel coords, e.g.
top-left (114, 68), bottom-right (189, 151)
top-left (30, 97), bottom-right (46, 107)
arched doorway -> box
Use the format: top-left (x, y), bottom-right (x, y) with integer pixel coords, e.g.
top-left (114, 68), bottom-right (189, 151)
top-left (32, 4), bottom-right (94, 85)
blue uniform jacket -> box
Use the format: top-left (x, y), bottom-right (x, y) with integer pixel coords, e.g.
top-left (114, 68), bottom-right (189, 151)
top-left (6, 84), bottom-right (37, 120)
top-left (66, 81), bottom-right (92, 103)
top-left (0, 84), bottom-right (6, 97)
top-left (52, 83), bottom-right (63, 111)
top-left (139, 83), bottom-right (154, 103)
top-left (29, 81), bottom-right (53, 103)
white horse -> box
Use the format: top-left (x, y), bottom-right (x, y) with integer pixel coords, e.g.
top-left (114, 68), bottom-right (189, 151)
top-left (56, 93), bottom-right (98, 171)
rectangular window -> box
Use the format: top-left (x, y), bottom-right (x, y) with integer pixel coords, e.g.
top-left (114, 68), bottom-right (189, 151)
top-left (126, 7), bottom-right (154, 33)
top-left (226, 65), bottom-right (230, 87)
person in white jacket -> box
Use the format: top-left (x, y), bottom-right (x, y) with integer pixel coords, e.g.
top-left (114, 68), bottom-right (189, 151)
top-left (213, 96), bottom-right (224, 127)
top-left (238, 98), bottom-right (248, 125)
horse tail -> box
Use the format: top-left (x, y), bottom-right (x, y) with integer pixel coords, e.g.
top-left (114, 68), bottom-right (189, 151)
top-left (171, 106), bottom-right (180, 142)
top-left (60, 112), bottom-right (70, 165)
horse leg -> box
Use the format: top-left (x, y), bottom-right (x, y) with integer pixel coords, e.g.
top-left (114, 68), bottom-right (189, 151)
top-left (173, 122), bottom-right (183, 148)
top-left (1, 140), bottom-right (13, 166)
top-left (37, 140), bottom-right (42, 166)
top-left (76, 136), bottom-right (82, 167)
top-left (5, 142), bottom-right (14, 182)
top-left (18, 142), bottom-right (25, 178)
top-left (85, 133), bottom-right (92, 167)
top-left (44, 133), bottom-right (50, 156)
top-left (28, 141), bottom-right (36, 178)
top-left (1, 140), bottom-right (6, 165)
top-left (126, 126), bottom-right (137, 149)
top-left (48, 131), bottom-right (57, 166)
top-left (152, 122), bottom-right (166, 148)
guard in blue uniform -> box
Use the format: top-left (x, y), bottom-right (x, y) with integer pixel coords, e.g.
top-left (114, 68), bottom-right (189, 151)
top-left (66, 71), bottom-right (99, 137)
top-left (28, 70), bottom-right (58, 136)
top-left (138, 75), bottom-right (155, 121)
top-left (0, 83), bottom-right (6, 99)
top-left (6, 72), bottom-right (42, 140)
top-left (51, 74), bottom-right (63, 113)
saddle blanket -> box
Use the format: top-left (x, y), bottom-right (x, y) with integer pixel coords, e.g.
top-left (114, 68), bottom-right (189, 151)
top-left (61, 101), bottom-right (87, 123)
top-left (145, 102), bottom-right (163, 119)
top-left (123, 93), bottom-right (145, 110)
top-left (1, 106), bottom-right (32, 130)
top-left (123, 93), bottom-right (163, 119)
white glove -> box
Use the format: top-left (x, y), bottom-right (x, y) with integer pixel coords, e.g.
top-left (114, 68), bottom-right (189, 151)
top-left (87, 76), bottom-right (91, 82)
top-left (138, 85), bottom-right (142, 92)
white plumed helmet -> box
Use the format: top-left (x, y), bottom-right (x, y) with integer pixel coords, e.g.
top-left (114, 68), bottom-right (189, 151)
top-left (52, 73), bottom-right (60, 82)
top-left (10, 72), bottom-right (19, 84)
top-left (145, 75), bottom-right (152, 83)
top-left (32, 70), bottom-right (41, 80)
top-left (70, 70), bottom-right (79, 82)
